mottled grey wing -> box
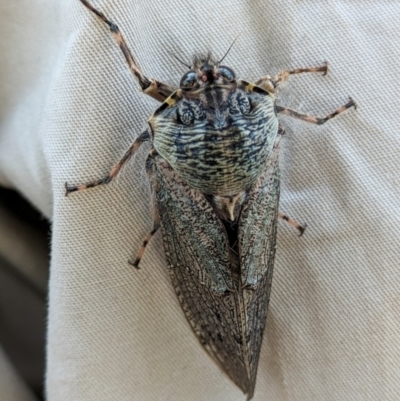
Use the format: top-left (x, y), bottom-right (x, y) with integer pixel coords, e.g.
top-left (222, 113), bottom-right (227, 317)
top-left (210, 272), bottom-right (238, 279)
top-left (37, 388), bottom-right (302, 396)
top-left (146, 156), bottom-right (253, 394)
top-left (238, 140), bottom-right (281, 399)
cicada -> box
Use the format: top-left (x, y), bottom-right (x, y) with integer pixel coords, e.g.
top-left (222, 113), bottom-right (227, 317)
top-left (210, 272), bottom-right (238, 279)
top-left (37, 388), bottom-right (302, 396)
top-left (66, 1), bottom-right (356, 399)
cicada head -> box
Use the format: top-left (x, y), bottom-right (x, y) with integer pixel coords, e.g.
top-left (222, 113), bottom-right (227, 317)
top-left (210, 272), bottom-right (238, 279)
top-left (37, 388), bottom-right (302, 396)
top-left (179, 52), bottom-right (236, 91)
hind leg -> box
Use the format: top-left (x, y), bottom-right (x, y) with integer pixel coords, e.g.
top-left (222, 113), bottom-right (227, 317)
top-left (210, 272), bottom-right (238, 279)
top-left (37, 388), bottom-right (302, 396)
top-left (279, 212), bottom-right (306, 236)
top-left (129, 223), bottom-right (160, 268)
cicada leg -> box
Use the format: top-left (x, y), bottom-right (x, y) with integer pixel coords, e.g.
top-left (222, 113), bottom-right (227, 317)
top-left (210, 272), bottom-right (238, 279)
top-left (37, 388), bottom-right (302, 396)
top-left (278, 212), bottom-right (307, 236)
top-left (129, 223), bottom-right (160, 268)
top-left (79, 0), bottom-right (175, 102)
top-left (65, 129), bottom-right (150, 195)
top-left (272, 63), bottom-right (328, 88)
top-left (275, 98), bottom-right (356, 125)
top-left (256, 63), bottom-right (328, 91)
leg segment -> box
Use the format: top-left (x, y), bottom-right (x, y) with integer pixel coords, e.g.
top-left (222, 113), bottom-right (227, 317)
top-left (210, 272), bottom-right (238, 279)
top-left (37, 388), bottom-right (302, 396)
top-left (272, 63), bottom-right (328, 88)
top-left (65, 129), bottom-right (150, 196)
top-left (276, 98), bottom-right (356, 125)
top-left (279, 212), bottom-right (306, 236)
top-left (79, 0), bottom-right (175, 102)
top-left (256, 63), bottom-right (328, 92)
top-left (129, 223), bottom-right (160, 268)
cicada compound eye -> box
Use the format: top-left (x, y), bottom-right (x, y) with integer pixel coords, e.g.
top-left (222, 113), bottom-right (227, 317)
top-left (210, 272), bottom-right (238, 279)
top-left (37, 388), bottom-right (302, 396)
top-left (218, 66), bottom-right (235, 81)
top-left (180, 71), bottom-right (198, 88)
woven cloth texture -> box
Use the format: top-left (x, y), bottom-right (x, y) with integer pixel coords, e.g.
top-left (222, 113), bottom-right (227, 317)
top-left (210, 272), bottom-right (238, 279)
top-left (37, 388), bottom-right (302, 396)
top-left (1, 0), bottom-right (399, 400)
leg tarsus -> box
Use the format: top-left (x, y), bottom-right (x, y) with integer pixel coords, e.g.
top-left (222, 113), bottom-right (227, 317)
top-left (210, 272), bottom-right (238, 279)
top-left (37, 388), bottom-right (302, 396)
top-left (298, 222), bottom-right (307, 237)
top-left (129, 223), bottom-right (160, 268)
top-left (276, 97), bottom-right (356, 125)
top-left (321, 61), bottom-right (329, 76)
top-left (279, 212), bottom-right (307, 236)
top-left (65, 129), bottom-right (150, 196)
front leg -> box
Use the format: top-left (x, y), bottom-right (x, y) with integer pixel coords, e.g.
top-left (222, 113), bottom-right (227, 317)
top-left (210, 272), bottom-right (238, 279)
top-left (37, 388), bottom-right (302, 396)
top-left (79, 0), bottom-right (175, 102)
top-left (256, 63), bottom-right (328, 92)
top-left (65, 129), bottom-right (150, 196)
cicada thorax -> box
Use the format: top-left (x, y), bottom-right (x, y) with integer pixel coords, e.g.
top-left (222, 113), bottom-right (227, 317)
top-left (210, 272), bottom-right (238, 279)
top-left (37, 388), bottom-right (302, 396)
top-left (149, 78), bottom-right (279, 201)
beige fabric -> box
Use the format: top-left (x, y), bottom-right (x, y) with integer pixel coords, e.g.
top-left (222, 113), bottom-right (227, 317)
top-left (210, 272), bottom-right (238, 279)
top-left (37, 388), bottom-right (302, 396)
top-left (1, 0), bottom-right (399, 400)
